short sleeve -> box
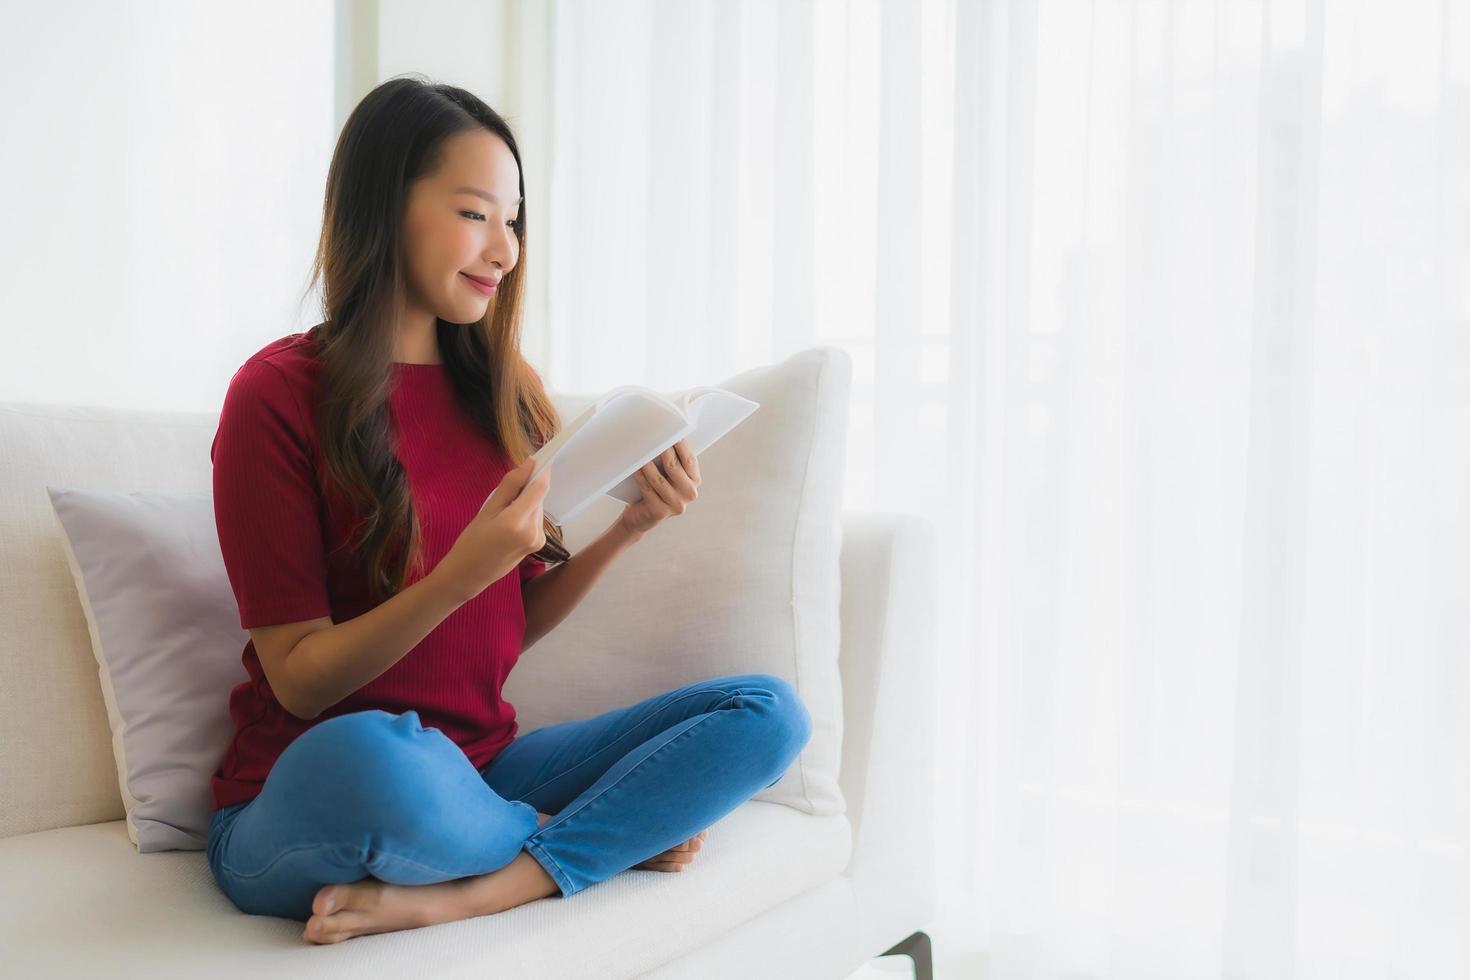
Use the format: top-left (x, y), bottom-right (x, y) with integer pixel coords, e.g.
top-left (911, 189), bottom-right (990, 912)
top-left (211, 359), bottom-right (334, 630)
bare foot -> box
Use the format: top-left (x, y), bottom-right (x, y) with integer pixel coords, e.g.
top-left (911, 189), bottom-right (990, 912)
top-left (304, 817), bottom-right (561, 944)
top-left (304, 876), bottom-right (458, 944)
top-left (302, 811), bottom-right (705, 941)
top-left (634, 829), bottom-right (709, 873)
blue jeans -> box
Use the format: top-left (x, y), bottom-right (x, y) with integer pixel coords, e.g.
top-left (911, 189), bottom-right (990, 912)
top-left (206, 672), bottom-right (812, 921)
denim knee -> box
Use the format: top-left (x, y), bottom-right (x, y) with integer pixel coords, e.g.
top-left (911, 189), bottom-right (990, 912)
top-left (276, 709), bottom-right (464, 840)
top-left (744, 673), bottom-right (813, 756)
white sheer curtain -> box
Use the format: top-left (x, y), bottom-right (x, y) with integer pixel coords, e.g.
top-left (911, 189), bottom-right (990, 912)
top-left (538, 1), bottom-right (1470, 976)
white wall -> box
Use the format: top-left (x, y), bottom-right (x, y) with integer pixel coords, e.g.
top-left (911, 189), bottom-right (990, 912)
top-left (0, 1), bottom-right (337, 411)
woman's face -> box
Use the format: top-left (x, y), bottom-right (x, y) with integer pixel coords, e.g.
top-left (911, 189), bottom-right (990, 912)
top-left (402, 129), bottom-right (522, 325)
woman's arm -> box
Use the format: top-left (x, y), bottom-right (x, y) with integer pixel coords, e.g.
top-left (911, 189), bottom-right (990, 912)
top-left (273, 566), bottom-right (473, 719)
top-left (520, 520), bottom-right (644, 652)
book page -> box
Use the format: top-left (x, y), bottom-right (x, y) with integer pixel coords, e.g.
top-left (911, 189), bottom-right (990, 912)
top-left (602, 387), bottom-right (760, 505)
top-left (531, 389), bottom-right (690, 524)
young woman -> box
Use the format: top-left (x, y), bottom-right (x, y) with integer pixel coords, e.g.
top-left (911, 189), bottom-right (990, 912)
top-left (206, 75), bottom-right (812, 945)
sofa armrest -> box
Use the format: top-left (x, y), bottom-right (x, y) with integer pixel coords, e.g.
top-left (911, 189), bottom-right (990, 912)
top-left (836, 511), bottom-right (940, 940)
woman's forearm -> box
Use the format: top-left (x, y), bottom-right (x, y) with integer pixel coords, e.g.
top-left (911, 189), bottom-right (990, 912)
top-left (520, 520), bottom-right (644, 652)
top-left (288, 564), bottom-right (474, 720)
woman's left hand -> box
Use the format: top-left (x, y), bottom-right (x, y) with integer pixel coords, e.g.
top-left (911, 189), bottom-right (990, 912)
top-left (618, 438), bottom-right (701, 536)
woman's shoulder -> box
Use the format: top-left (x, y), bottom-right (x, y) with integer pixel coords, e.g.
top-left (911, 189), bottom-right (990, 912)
top-left (220, 330), bottom-right (324, 435)
top-left (230, 330), bottom-right (321, 394)
top-left (241, 329), bottom-right (321, 377)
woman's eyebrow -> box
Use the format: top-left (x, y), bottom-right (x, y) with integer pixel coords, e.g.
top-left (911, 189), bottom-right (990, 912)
top-left (454, 186), bottom-right (522, 206)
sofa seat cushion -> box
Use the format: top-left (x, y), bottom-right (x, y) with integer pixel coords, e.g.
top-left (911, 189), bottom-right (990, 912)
top-left (0, 799), bottom-right (850, 978)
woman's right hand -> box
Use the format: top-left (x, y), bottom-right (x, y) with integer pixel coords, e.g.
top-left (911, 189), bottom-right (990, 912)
top-left (435, 457), bottom-right (551, 602)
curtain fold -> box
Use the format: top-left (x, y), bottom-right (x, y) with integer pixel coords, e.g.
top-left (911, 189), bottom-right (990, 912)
top-left (542, 2), bottom-right (1470, 976)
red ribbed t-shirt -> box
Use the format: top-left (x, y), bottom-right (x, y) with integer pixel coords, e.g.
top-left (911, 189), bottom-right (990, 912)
top-left (208, 331), bottom-right (548, 811)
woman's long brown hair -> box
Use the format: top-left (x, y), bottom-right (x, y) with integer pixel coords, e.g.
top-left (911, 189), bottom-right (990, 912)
top-left (299, 74), bottom-right (570, 603)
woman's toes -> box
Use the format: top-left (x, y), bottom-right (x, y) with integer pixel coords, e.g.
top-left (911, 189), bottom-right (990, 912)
top-left (635, 831), bottom-right (710, 871)
top-left (307, 909), bottom-right (367, 944)
top-left (313, 884), bottom-right (340, 916)
top-left (304, 914), bottom-right (335, 944)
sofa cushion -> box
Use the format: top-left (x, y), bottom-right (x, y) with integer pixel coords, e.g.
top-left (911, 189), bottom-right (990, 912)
top-left (505, 347), bottom-right (852, 817)
top-left (0, 800), bottom-right (851, 978)
top-left (0, 401), bottom-right (218, 841)
top-left (46, 486), bottom-right (240, 851)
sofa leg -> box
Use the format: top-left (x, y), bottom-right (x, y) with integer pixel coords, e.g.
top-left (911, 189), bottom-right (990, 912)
top-left (879, 930), bottom-right (933, 980)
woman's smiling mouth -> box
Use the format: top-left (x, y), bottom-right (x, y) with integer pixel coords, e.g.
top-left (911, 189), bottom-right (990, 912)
top-left (461, 272), bottom-right (498, 295)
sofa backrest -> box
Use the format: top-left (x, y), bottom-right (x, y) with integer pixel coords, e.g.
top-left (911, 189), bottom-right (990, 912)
top-left (1, 402), bottom-right (218, 837)
top-left (0, 347), bottom-right (853, 839)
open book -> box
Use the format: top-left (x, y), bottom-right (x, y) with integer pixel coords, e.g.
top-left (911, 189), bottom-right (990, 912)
top-left (526, 384), bottom-right (761, 525)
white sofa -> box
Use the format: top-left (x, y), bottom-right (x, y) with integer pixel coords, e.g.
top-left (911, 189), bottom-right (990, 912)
top-left (0, 370), bottom-right (938, 979)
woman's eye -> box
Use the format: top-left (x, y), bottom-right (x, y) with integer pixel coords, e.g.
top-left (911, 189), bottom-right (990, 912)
top-left (461, 210), bottom-right (518, 231)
